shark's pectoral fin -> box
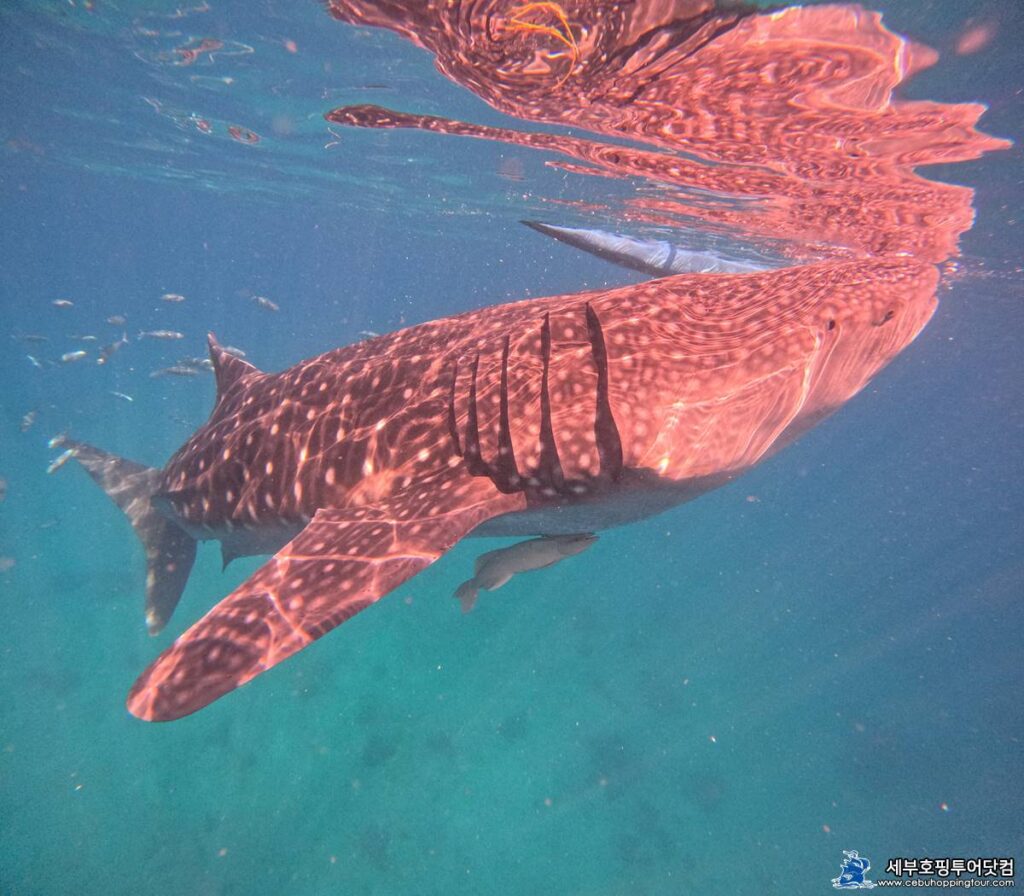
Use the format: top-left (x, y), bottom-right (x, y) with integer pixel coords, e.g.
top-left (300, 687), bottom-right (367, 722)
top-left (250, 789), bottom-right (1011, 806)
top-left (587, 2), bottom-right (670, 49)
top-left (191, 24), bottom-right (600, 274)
top-left (126, 472), bottom-right (525, 721)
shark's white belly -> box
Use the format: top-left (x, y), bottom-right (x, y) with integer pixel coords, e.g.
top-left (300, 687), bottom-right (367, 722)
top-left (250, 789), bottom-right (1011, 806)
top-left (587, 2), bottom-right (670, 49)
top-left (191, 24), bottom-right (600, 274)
top-left (472, 469), bottom-right (734, 536)
top-left (172, 469), bottom-right (735, 553)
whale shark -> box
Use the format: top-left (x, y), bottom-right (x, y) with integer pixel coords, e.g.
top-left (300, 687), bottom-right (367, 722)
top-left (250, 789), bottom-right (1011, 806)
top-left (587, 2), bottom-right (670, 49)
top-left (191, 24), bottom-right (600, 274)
top-left (66, 255), bottom-right (937, 721)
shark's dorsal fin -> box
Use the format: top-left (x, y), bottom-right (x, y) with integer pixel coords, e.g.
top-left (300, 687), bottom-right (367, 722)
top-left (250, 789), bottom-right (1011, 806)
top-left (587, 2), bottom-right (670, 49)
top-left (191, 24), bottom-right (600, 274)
top-left (208, 333), bottom-right (259, 400)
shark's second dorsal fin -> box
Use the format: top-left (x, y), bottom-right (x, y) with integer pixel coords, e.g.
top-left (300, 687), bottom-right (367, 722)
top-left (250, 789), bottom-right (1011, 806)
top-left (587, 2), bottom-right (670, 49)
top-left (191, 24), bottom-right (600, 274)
top-left (208, 333), bottom-right (259, 400)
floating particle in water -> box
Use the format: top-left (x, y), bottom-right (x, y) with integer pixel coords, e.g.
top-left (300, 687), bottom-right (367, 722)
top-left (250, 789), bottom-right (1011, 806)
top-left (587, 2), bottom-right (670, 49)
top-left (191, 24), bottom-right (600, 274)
top-left (497, 156), bottom-right (526, 182)
top-left (955, 21), bottom-right (997, 55)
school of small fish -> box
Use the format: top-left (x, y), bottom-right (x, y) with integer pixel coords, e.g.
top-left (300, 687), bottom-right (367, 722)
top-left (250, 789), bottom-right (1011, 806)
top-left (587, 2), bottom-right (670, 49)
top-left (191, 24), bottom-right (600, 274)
top-left (14, 290), bottom-right (284, 482)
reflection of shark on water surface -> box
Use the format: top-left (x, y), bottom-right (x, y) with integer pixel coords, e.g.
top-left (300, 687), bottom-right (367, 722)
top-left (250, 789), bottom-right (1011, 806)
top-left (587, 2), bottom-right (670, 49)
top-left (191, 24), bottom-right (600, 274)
top-left (63, 250), bottom-right (938, 721)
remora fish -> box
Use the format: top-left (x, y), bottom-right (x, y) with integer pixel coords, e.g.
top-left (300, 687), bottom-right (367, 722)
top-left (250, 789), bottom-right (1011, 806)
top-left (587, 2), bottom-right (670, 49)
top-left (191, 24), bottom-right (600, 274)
top-left (454, 534), bottom-right (597, 613)
top-left (64, 255), bottom-right (936, 721)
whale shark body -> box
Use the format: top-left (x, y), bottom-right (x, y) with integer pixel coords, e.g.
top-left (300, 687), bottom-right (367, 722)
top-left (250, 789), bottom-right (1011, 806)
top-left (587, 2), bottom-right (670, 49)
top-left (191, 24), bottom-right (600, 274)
top-left (67, 256), bottom-right (937, 720)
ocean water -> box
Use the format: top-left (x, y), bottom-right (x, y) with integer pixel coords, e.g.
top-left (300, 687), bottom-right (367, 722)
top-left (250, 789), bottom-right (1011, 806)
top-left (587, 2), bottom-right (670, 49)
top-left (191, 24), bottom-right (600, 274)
top-left (0, 2), bottom-right (1021, 895)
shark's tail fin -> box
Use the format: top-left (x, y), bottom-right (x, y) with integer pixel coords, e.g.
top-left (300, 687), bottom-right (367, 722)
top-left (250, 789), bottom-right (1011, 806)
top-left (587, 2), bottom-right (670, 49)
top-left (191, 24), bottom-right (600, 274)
top-left (63, 440), bottom-right (196, 634)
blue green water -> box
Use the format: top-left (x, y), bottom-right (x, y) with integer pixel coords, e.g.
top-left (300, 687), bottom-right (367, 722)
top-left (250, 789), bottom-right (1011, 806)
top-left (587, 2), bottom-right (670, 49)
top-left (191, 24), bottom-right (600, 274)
top-left (1, 2), bottom-right (1021, 894)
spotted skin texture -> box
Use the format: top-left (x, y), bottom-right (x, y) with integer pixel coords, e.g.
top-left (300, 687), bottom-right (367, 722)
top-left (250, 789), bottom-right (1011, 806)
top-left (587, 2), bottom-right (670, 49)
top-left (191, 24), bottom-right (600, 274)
top-left (109, 0), bottom-right (1008, 721)
top-left (128, 470), bottom-right (522, 721)
top-left (125, 257), bottom-right (936, 720)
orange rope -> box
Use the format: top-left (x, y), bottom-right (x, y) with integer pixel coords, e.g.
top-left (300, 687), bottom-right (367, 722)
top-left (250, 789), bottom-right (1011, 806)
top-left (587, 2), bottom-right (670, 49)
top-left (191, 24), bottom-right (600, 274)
top-left (506, 2), bottom-right (579, 86)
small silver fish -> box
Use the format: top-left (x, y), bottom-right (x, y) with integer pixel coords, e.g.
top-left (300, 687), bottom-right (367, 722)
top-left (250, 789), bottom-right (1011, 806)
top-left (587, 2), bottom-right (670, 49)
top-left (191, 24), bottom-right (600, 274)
top-left (61, 350), bottom-right (88, 363)
top-left (160, 292), bottom-right (186, 303)
top-left (358, 330), bottom-right (381, 339)
top-left (221, 345), bottom-right (247, 358)
top-left (26, 354), bottom-right (43, 369)
top-left (70, 334), bottom-right (99, 342)
top-left (252, 295), bottom-right (280, 312)
top-left (52, 299), bottom-right (74, 309)
top-left (13, 334), bottom-right (49, 344)
top-left (48, 432), bottom-right (68, 450)
top-left (109, 391), bottom-right (135, 402)
top-left (454, 533), bottom-right (598, 613)
top-left (20, 410), bottom-right (37, 432)
top-left (107, 315), bottom-right (127, 326)
top-left (0, 476), bottom-right (6, 502)
top-left (138, 330), bottom-right (185, 341)
top-left (150, 365), bottom-right (200, 378)
top-left (46, 447), bottom-right (78, 474)
top-left (97, 333), bottom-right (129, 365)
top-left (178, 356), bottom-right (213, 370)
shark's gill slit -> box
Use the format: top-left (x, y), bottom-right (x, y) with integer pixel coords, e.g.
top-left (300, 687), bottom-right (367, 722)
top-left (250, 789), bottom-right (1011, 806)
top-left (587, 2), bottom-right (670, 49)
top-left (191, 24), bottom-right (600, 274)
top-left (456, 303), bottom-right (623, 500)
top-left (584, 303), bottom-right (624, 485)
top-left (446, 358), bottom-right (463, 457)
top-left (537, 312), bottom-right (566, 492)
